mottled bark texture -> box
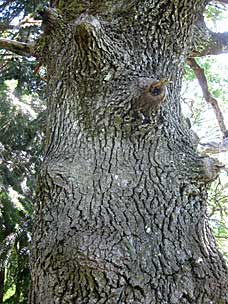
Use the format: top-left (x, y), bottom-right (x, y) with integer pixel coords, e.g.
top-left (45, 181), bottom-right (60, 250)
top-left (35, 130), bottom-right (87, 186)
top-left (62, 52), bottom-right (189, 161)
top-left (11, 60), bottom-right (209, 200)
top-left (30, 1), bottom-right (228, 303)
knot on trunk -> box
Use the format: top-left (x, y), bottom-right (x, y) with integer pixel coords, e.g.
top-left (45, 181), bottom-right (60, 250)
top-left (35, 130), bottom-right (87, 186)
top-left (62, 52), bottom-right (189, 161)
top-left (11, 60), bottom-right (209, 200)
top-left (131, 78), bottom-right (169, 124)
top-left (75, 13), bottom-right (101, 30)
top-left (198, 157), bottom-right (224, 183)
top-left (74, 14), bottom-right (101, 44)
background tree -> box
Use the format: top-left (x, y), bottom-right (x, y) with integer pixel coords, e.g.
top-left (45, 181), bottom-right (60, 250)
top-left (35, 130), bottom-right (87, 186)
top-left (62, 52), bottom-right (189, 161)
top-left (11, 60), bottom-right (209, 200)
top-left (0, 1), bottom-right (46, 302)
top-left (0, 0), bottom-right (228, 303)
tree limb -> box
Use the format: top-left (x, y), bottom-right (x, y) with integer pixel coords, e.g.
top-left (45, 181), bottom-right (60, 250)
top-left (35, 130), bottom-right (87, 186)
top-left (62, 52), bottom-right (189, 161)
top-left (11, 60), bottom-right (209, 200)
top-left (186, 58), bottom-right (228, 139)
top-left (214, 0), bottom-right (228, 4)
top-left (191, 17), bottom-right (228, 57)
top-left (199, 137), bottom-right (228, 155)
top-left (0, 38), bottom-right (36, 57)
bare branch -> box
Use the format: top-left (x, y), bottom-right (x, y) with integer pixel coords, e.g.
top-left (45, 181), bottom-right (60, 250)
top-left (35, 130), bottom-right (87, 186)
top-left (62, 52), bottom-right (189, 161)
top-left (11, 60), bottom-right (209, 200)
top-left (213, 0), bottom-right (228, 4)
top-left (0, 39), bottom-right (36, 57)
top-left (199, 137), bottom-right (228, 155)
top-left (186, 58), bottom-right (228, 139)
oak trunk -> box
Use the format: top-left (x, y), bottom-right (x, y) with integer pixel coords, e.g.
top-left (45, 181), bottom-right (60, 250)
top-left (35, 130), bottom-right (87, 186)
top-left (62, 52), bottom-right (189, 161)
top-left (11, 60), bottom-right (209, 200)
top-left (30, 1), bottom-right (228, 303)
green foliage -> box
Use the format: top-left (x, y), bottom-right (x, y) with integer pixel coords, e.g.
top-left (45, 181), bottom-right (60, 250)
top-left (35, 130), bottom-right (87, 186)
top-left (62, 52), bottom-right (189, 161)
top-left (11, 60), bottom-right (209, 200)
top-left (0, 0), bottom-right (48, 22)
top-left (0, 80), bottom-right (45, 302)
top-left (0, 78), bottom-right (45, 302)
top-left (0, 191), bottom-right (31, 304)
top-left (183, 56), bottom-right (228, 261)
top-left (183, 56), bottom-right (228, 129)
top-left (0, 192), bottom-right (20, 242)
top-left (183, 63), bottom-right (195, 82)
top-left (205, 4), bottom-right (224, 22)
top-left (0, 1), bottom-right (47, 302)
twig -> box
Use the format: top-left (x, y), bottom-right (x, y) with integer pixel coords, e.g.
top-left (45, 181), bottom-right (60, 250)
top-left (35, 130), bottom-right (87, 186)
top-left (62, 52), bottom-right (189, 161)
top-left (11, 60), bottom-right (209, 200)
top-left (186, 58), bottom-right (228, 139)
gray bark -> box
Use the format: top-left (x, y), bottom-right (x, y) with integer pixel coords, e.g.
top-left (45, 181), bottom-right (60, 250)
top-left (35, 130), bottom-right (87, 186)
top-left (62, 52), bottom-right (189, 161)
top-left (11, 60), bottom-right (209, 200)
top-left (30, 1), bottom-right (228, 303)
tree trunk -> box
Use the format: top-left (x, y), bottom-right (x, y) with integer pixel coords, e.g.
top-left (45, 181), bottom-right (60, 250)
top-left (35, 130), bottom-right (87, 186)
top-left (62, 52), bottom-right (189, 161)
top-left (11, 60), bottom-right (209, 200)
top-left (0, 269), bottom-right (4, 304)
top-left (30, 1), bottom-right (228, 303)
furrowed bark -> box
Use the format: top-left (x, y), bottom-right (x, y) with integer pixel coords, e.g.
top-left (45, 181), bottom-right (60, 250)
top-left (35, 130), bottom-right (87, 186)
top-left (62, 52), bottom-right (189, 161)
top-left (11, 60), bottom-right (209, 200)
top-left (30, 1), bottom-right (228, 303)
